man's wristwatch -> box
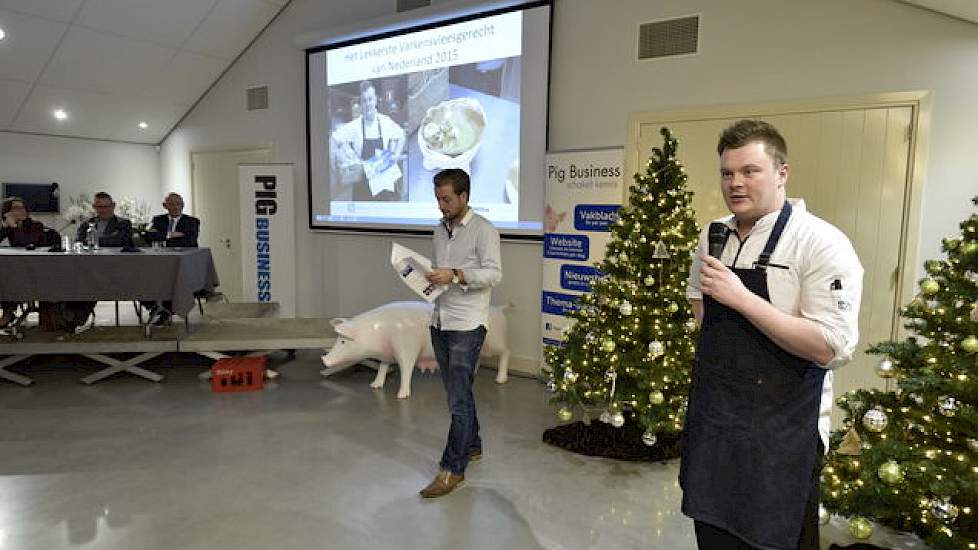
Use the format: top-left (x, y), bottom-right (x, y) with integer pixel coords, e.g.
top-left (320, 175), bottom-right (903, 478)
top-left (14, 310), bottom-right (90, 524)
top-left (451, 269), bottom-right (460, 285)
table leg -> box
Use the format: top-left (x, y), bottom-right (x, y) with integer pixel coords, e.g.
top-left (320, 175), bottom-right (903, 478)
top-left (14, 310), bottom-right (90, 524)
top-left (80, 352), bottom-right (164, 384)
top-left (0, 355), bottom-right (33, 386)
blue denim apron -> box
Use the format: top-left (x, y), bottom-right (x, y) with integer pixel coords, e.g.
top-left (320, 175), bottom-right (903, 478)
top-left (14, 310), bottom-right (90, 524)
top-left (680, 202), bottom-right (825, 549)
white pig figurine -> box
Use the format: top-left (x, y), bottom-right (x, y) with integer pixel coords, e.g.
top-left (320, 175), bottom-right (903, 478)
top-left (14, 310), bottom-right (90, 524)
top-left (320, 301), bottom-right (511, 399)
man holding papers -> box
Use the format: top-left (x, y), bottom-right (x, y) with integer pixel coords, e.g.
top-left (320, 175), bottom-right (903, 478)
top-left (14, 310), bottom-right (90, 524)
top-left (419, 168), bottom-right (502, 498)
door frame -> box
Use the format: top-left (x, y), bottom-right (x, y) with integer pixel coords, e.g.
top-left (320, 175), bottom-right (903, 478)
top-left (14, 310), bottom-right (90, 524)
top-left (626, 90), bottom-right (931, 339)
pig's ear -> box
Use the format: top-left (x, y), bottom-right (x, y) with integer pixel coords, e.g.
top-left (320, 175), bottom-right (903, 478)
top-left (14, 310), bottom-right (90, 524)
top-left (332, 320), bottom-right (355, 339)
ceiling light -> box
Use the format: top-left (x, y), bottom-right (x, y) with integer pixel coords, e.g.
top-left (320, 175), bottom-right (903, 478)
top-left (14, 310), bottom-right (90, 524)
top-left (137, 121), bottom-right (148, 129)
top-left (53, 109), bottom-right (68, 120)
top-left (0, 28), bottom-right (6, 41)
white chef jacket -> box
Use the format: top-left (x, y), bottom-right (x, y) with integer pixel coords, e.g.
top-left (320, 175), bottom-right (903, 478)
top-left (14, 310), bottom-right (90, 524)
top-left (687, 198), bottom-right (864, 448)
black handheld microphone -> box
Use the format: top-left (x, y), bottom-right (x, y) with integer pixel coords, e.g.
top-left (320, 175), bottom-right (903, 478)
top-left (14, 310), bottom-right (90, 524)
top-left (707, 222), bottom-right (731, 259)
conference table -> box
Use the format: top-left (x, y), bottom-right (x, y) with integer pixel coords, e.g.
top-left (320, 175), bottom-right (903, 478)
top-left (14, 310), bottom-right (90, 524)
top-left (0, 246), bottom-right (219, 317)
top-left (0, 246), bottom-right (220, 384)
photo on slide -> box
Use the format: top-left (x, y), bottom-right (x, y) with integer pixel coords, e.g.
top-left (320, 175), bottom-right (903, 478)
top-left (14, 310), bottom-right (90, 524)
top-left (325, 56), bottom-right (521, 216)
top-left (328, 77), bottom-right (409, 203)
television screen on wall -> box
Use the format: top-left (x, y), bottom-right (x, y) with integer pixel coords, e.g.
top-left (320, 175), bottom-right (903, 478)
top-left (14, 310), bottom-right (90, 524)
top-left (306, 0), bottom-right (551, 238)
top-left (2, 183), bottom-right (60, 213)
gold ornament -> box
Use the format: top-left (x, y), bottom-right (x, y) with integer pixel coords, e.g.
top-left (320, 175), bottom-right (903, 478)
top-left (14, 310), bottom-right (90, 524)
top-left (648, 340), bottom-right (664, 357)
top-left (601, 339), bottom-right (616, 353)
top-left (938, 395), bottom-right (958, 417)
top-left (610, 411), bottom-right (625, 428)
top-left (875, 358), bottom-right (897, 378)
top-left (930, 498), bottom-right (959, 521)
top-left (848, 517), bottom-right (873, 540)
top-left (837, 426), bottom-right (863, 456)
top-left (877, 460), bottom-right (904, 485)
top-left (961, 335), bottom-right (978, 353)
top-left (862, 408), bottom-right (888, 432)
top-left (649, 390), bottom-right (665, 405)
top-left (556, 407), bottom-right (573, 422)
top-left (644, 275), bottom-right (656, 286)
top-left (667, 302), bottom-right (679, 313)
top-left (920, 278), bottom-right (940, 296)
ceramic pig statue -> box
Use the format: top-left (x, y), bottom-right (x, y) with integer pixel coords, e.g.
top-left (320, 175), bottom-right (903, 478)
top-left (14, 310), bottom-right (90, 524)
top-left (320, 301), bottom-right (511, 399)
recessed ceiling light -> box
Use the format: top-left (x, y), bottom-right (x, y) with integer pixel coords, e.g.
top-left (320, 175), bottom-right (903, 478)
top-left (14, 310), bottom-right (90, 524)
top-left (137, 121), bottom-right (149, 129)
top-left (53, 109), bottom-right (68, 120)
top-left (0, 28), bottom-right (6, 41)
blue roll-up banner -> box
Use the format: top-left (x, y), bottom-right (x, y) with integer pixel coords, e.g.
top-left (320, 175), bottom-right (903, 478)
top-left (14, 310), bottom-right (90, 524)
top-left (541, 148), bottom-right (623, 365)
top-left (239, 164), bottom-right (296, 317)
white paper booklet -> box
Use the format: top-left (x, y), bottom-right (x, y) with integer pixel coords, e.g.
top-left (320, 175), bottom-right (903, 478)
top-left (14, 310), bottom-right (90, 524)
top-left (391, 242), bottom-right (445, 302)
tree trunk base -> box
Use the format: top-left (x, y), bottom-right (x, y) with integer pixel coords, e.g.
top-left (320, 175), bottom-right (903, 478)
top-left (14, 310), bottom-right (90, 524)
top-left (542, 420), bottom-right (681, 461)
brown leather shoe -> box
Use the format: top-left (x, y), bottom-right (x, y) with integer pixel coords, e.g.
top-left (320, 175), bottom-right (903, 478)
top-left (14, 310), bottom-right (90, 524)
top-left (469, 450), bottom-right (482, 462)
top-left (419, 470), bottom-right (464, 498)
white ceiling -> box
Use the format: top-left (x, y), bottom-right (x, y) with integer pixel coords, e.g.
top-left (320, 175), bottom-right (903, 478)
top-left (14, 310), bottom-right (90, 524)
top-left (0, 0), bottom-right (974, 145)
top-left (0, 0), bottom-right (288, 144)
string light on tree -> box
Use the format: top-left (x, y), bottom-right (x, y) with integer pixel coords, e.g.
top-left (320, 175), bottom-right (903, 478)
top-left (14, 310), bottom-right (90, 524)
top-left (543, 127), bottom-right (699, 453)
top-left (821, 195), bottom-right (978, 550)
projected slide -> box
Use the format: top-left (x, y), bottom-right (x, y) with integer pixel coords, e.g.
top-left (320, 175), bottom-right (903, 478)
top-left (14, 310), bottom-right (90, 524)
top-left (307, 4), bottom-right (549, 236)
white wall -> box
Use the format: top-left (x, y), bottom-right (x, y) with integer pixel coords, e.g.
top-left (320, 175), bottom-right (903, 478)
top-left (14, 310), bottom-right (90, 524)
top-left (161, 0), bottom-right (978, 372)
top-left (0, 132), bottom-right (160, 231)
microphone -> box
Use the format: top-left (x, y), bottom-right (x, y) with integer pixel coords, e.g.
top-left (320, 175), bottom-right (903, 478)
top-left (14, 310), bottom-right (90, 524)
top-left (707, 222), bottom-right (731, 259)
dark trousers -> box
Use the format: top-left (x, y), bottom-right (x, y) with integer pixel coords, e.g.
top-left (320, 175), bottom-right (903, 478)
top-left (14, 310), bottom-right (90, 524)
top-left (694, 441), bottom-right (824, 550)
top-left (430, 325), bottom-right (487, 475)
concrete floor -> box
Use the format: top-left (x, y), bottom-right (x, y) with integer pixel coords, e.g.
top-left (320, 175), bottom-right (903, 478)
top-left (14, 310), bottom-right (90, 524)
top-left (0, 347), bottom-right (698, 550)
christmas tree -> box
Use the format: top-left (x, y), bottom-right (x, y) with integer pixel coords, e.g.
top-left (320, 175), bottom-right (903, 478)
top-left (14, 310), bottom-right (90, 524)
top-left (821, 197), bottom-right (978, 549)
top-left (543, 127), bottom-right (700, 451)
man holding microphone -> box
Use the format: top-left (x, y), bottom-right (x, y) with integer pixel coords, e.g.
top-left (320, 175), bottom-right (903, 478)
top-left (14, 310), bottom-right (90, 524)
top-left (681, 120), bottom-right (863, 549)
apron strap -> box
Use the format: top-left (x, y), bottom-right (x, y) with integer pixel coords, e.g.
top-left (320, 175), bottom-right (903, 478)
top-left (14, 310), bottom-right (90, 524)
top-left (755, 201), bottom-right (792, 269)
top-left (361, 116), bottom-right (383, 147)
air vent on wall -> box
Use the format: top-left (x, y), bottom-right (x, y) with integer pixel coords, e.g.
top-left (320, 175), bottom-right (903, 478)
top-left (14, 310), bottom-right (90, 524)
top-left (397, 0), bottom-right (431, 12)
top-left (247, 86), bottom-right (269, 111)
top-left (638, 15), bottom-right (699, 60)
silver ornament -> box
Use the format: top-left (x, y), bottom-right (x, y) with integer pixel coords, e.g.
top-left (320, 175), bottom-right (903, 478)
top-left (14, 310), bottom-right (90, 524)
top-left (563, 370), bottom-right (578, 383)
top-left (641, 431), bottom-right (657, 446)
top-left (604, 369), bottom-right (617, 382)
top-left (875, 359), bottom-right (896, 379)
top-left (818, 505), bottom-right (830, 526)
top-left (938, 395), bottom-right (958, 417)
top-left (908, 393), bottom-right (924, 405)
top-left (599, 411), bottom-right (612, 424)
top-left (610, 412), bottom-right (625, 428)
top-left (930, 498), bottom-right (959, 521)
top-left (545, 379), bottom-right (557, 393)
top-left (619, 301), bottom-right (633, 316)
top-left (585, 332), bottom-right (597, 345)
top-left (862, 408), bottom-right (888, 432)
top-left (648, 340), bottom-right (664, 357)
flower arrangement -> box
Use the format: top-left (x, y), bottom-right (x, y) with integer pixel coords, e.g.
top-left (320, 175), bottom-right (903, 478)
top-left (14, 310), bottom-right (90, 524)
top-left (115, 197), bottom-right (152, 232)
top-left (59, 194), bottom-right (152, 236)
top-left (59, 194), bottom-right (94, 233)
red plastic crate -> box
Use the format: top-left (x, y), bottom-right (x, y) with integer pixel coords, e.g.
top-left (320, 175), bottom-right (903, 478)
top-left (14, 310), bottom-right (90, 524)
top-left (211, 357), bottom-right (266, 392)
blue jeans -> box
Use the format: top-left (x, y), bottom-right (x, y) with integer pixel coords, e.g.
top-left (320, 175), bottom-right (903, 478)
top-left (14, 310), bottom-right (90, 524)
top-left (430, 325), bottom-right (487, 475)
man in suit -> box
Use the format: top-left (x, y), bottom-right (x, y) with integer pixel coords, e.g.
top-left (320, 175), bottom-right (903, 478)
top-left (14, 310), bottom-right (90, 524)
top-left (76, 192), bottom-right (133, 247)
top-left (142, 192), bottom-right (201, 325)
top-left (146, 193), bottom-right (199, 248)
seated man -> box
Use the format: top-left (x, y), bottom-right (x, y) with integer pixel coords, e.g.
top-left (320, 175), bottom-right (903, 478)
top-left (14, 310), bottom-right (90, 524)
top-left (76, 192), bottom-right (133, 248)
top-left (142, 192), bottom-right (201, 325)
top-left (144, 192), bottom-right (199, 248)
top-left (1, 197), bottom-right (59, 327)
